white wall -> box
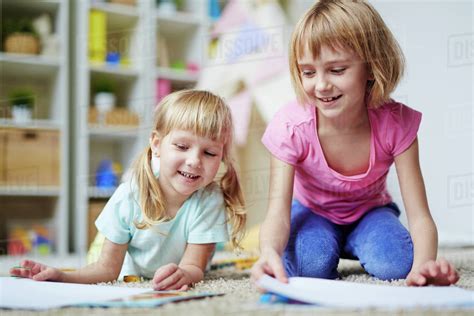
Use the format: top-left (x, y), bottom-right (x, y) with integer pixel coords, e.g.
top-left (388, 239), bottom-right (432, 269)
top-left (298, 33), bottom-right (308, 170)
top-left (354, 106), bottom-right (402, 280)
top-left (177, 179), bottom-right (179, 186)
top-left (373, 1), bottom-right (473, 245)
top-left (288, 0), bottom-right (473, 245)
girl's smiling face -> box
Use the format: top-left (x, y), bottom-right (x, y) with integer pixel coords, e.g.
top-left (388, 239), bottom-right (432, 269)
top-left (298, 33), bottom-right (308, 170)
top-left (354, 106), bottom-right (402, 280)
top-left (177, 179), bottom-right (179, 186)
top-left (298, 44), bottom-right (372, 120)
top-left (151, 129), bottom-right (224, 203)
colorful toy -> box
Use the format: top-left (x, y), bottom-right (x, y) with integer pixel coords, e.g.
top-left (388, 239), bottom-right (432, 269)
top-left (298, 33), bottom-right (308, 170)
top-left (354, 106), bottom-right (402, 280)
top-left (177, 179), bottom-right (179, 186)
top-left (210, 256), bottom-right (258, 271)
top-left (7, 225), bottom-right (52, 255)
top-left (95, 159), bottom-right (122, 188)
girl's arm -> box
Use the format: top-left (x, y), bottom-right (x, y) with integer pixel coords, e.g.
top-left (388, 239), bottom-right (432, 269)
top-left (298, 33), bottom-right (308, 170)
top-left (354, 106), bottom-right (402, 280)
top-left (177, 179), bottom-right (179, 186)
top-left (251, 156), bottom-right (295, 283)
top-left (152, 243), bottom-right (215, 291)
top-left (10, 239), bottom-right (127, 284)
top-left (395, 138), bottom-right (459, 286)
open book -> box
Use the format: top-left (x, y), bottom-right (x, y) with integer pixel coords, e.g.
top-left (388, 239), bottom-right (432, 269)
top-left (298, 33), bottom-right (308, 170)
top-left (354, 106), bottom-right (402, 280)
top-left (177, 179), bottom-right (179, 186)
top-left (1, 277), bottom-right (222, 310)
top-left (257, 275), bottom-right (474, 308)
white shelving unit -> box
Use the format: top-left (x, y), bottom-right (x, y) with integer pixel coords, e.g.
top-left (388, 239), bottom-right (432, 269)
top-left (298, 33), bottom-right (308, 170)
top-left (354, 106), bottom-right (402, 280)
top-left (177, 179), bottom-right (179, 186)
top-left (74, 0), bottom-right (208, 253)
top-left (0, 0), bottom-right (69, 255)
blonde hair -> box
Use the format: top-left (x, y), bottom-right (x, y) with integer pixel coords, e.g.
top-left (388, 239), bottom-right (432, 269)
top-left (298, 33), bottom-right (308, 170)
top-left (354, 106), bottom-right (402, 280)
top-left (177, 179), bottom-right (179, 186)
top-left (132, 90), bottom-right (246, 249)
top-left (289, 0), bottom-right (405, 108)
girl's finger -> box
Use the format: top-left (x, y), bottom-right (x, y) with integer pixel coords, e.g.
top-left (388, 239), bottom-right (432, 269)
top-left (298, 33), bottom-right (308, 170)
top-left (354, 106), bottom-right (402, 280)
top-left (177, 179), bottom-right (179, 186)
top-left (32, 269), bottom-right (54, 281)
top-left (21, 260), bottom-right (42, 274)
top-left (448, 268), bottom-right (460, 284)
top-left (429, 262), bottom-right (440, 277)
top-left (438, 258), bottom-right (449, 275)
top-left (410, 273), bottom-right (426, 286)
top-left (270, 261), bottom-right (288, 283)
top-left (250, 263), bottom-right (265, 283)
top-left (154, 270), bottom-right (182, 290)
top-left (9, 267), bottom-right (31, 278)
top-left (179, 284), bottom-right (188, 291)
top-left (153, 264), bottom-right (178, 284)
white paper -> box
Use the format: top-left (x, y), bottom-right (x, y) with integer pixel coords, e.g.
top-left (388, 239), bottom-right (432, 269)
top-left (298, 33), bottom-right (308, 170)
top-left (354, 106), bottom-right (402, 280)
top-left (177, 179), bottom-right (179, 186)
top-left (0, 277), bottom-right (150, 310)
top-left (258, 275), bottom-right (474, 309)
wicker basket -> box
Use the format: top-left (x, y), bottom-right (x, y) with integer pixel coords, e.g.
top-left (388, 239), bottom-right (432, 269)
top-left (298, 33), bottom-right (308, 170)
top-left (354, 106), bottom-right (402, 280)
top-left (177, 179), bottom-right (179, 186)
top-left (4, 33), bottom-right (39, 55)
top-left (110, 0), bottom-right (136, 6)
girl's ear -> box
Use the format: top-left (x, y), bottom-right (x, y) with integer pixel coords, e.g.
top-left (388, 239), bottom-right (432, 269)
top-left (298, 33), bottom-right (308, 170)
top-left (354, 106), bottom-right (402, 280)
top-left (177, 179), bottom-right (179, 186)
top-left (150, 131), bottom-right (161, 157)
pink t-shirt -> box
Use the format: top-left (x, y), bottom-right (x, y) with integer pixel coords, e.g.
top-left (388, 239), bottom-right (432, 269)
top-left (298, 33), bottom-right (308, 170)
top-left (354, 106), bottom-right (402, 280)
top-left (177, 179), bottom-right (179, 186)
top-left (262, 100), bottom-right (422, 224)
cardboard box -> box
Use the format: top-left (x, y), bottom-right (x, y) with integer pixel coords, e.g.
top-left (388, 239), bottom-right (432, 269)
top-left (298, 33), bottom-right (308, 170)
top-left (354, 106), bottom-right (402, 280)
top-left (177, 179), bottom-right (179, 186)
top-left (0, 128), bottom-right (60, 186)
top-left (88, 200), bottom-right (107, 248)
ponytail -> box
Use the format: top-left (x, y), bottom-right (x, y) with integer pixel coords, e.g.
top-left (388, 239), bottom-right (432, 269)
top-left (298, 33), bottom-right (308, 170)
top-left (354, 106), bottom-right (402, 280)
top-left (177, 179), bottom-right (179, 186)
top-left (133, 146), bottom-right (168, 229)
top-left (220, 156), bottom-right (247, 250)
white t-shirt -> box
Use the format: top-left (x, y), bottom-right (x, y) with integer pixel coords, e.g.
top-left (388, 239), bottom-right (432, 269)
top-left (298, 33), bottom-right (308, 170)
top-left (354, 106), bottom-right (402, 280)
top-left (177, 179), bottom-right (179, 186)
top-left (95, 158), bottom-right (229, 279)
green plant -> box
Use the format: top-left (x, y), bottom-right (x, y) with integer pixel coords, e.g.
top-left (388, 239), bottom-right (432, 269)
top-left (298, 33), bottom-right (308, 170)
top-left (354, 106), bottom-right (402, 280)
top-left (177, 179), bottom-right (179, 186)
top-left (92, 78), bottom-right (116, 94)
top-left (2, 18), bottom-right (37, 38)
top-left (9, 89), bottom-right (35, 109)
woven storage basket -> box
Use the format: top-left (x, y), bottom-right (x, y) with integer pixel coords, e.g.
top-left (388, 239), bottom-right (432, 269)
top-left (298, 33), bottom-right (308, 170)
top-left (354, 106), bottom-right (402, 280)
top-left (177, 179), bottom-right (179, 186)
top-left (4, 33), bottom-right (39, 55)
top-left (110, 0), bottom-right (136, 6)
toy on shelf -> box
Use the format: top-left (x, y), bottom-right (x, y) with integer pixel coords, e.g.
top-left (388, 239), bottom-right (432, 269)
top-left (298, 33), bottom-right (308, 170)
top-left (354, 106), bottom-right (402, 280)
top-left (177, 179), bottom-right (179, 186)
top-left (32, 14), bottom-right (59, 57)
top-left (156, 78), bottom-right (171, 103)
top-left (7, 224), bottom-right (53, 256)
top-left (106, 52), bottom-right (120, 65)
top-left (170, 60), bottom-right (186, 71)
top-left (186, 62), bottom-right (200, 73)
top-left (95, 159), bottom-right (122, 189)
top-left (89, 10), bottom-right (107, 64)
top-left (209, 0), bottom-right (221, 22)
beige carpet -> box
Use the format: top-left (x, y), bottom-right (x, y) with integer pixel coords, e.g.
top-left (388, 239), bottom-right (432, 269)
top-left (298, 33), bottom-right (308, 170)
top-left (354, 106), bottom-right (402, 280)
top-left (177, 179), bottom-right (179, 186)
top-left (2, 247), bottom-right (473, 315)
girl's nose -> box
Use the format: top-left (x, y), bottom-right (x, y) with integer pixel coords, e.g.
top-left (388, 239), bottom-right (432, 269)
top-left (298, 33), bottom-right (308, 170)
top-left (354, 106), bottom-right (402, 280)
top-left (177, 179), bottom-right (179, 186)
top-left (315, 74), bottom-right (331, 92)
top-left (186, 152), bottom-right (201, 168)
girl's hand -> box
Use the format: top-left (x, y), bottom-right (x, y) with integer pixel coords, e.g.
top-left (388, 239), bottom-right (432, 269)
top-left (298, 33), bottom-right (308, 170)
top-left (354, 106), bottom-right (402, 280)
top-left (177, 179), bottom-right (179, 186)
top-left (152, 263), bottom-right (192, 291)
top-left (9, 260), bottom-right (64, 282)
top-left (406, 258), bottom-right (459, 286)
top-left (251, 248), bottom-right (288, 291)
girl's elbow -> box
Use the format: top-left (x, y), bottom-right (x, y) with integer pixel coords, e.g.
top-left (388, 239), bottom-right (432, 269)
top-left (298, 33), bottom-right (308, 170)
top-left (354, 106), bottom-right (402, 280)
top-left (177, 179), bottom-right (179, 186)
top-left (97, 260), bottom-right (122, 281)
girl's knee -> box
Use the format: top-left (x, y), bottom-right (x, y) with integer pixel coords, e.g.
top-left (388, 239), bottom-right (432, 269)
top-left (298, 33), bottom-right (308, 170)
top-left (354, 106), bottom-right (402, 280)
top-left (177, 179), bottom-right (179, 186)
top-left (363, 247), bottom-right (414, 280)
top-left (300, 252), bottom-right (339, 279)
top-left (284, 234), bottom-right (340, 279)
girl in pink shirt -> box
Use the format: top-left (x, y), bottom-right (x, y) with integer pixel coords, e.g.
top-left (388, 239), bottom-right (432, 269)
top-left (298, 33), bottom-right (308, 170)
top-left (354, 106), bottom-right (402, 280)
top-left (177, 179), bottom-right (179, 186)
top-left (251, 0), bottom-right (459, 286)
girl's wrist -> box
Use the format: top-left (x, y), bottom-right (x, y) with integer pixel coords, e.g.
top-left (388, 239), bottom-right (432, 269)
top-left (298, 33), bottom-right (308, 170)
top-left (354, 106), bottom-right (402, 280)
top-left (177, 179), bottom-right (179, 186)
top-left (57, 270), bottom-right (67, 282)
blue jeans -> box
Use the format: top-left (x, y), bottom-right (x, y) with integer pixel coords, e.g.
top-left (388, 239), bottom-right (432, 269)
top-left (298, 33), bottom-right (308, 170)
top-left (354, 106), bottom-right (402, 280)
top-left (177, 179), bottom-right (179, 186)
top-left (283, 200), bottom-right (414, 280)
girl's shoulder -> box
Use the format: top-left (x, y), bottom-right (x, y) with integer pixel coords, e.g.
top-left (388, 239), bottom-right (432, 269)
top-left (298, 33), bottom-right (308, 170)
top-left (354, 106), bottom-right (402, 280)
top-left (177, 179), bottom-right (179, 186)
top-left (370, 100), bottom-right (423, 156)
top-left (107, 182), bottom-right (140, 211)
top-left (370, 100), bottom-right (422, 126)
top-left (273, 100), bottom-right (314, 125)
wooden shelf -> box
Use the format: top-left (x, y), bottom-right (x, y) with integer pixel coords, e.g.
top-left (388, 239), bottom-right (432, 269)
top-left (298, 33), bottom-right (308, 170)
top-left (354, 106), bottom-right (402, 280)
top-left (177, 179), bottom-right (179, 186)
top-left (89, 64), bottom-right (139, 78)
top-left (0, 119), bottom-right (62, 130)
top-left (0, 53), bottom-right (61, 77)
top-left (0, 186), bottom-right (60, 197)
top-left (88, 186), bottom-right (117, 199)
top-left (88, 124), bottom-right (143, 140)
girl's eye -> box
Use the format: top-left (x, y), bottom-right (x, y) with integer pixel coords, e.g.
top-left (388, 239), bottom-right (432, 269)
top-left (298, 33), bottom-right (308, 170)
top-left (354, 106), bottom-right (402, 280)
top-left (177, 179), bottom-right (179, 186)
top-left (331, 68), bottom-right (346, 74)
top-left (174, 144), bottom-right (188, 150)
top-left (301, 70), bottom-right (315, 77)
top-left (204, 151), bottom-right (217, 157)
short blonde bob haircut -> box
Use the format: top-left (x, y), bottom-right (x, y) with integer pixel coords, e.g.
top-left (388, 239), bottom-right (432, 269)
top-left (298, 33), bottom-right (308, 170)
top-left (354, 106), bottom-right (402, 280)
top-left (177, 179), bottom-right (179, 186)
top-left (132, 90), bottom-right (246, 249)
top-left (289, 0), bottom-right (405, 108)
